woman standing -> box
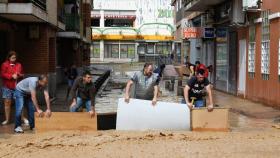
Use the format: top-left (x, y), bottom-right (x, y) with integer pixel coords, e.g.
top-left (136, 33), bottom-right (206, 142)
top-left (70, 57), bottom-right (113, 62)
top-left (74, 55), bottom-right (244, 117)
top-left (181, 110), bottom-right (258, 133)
top-left (1, 51), bottom-right (24, 125)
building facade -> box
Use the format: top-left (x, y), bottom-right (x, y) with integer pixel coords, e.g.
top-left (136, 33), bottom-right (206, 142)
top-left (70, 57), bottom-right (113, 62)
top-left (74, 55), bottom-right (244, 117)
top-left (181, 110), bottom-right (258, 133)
top-left (173, 0), bottom-right (280, 107)
top-left (91, 0), bottom-right (175, 63)
top-left (0, 0), bottom-right (92, 97)
top-left (239, 0), bottom-right (280, 107)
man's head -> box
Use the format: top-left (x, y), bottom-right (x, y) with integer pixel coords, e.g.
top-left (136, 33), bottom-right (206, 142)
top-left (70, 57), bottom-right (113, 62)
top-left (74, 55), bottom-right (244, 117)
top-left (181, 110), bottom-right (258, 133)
top-left (143, 63), bottom-right (153, 77)
top-left (195, 61), bottom-right (200, 67)
top-left (82, 70), bottom-right (92, 84)
top-left (196, 69), bottom-right (205, 82)
top-left (38, 74), bottom-right (48, 87)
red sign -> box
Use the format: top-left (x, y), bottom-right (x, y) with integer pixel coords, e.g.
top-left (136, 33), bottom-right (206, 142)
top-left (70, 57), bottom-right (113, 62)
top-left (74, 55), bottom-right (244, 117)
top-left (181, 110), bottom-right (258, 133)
top-left (183, 27), bottom-right (202, 39)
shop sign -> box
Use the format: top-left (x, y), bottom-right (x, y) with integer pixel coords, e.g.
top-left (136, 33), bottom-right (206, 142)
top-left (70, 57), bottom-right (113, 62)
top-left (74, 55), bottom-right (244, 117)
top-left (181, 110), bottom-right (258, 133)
top-left (216, 28), bottom-right (227, 42)
top-left (183, 27), bottom-right (202, 39)
top-left (203, 27), bottom-right (215, 38)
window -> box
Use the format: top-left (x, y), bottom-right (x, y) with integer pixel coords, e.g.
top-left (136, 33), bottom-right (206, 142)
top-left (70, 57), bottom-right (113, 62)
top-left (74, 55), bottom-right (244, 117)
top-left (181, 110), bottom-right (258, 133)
top-left (156, 43), bottom-right (171, 55)
top-left (91, 18), bottom-right (100, 27)
top-left (128, 45), bottom-right (135, 59)
top-left (91, 42), bottom-right (100, 58)
top-left (120, 45), bottom-right (128, 58)
top-left (104, 44), bottom-right (119, 58)
top-left (261, 10), bottom-right (270, 80)
top-left (120, 44), bottom-right (135, 59)
top-left (248, 23), bottom-right (256, 78)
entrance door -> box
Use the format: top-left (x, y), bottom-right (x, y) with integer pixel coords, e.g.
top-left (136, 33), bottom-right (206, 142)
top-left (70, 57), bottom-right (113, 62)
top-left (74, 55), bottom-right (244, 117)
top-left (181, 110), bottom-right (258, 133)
top-left (238, 39), bottom-right (246, 95)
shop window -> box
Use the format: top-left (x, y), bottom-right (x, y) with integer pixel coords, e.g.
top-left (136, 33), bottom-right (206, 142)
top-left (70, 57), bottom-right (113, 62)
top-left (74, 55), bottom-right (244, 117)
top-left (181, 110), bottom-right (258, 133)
top-left (91, 42), bottom-right (100, 58)
top-left (261, 10), bottom-right (270, 80)
top-left (128, 45), bottom-right (135, 59)
top-left (104, 44), bottom-right (119, 58)
top-left (248, 24), bottom-right (256, 78)
top-left (120, 44), bottom-right (135, 59)
top-left (156, 43), bottom-right (171, 55)
top-left (120, 45), bottom-right (128, 58)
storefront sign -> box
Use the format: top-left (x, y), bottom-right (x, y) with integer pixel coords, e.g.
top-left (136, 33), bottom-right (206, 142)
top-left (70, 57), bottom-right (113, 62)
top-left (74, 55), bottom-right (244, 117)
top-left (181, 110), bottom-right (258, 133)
top-left (203, 27), bottom-right (215, 38)
top-left (183, 27), bottom-right (202, 39)
top-left (216, 28), bottom-right (227, 42)
top-left (105, 14), bottom-right (136, 19)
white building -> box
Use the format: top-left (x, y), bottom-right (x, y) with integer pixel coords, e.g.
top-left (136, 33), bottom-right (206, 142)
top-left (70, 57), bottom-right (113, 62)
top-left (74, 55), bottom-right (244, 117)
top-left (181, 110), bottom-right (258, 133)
top-left (91, 0), bottom-right (174, 63)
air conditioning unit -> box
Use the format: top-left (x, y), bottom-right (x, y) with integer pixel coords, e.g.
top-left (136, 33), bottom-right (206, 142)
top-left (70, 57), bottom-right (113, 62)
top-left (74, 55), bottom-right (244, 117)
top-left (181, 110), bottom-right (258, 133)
top-left (243, 0), bottom-right (261, 11)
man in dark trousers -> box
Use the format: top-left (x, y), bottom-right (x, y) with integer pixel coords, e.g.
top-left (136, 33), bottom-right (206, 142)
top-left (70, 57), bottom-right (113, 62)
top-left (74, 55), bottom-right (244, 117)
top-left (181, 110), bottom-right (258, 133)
top-left (183, 69), bottom-right (214, 111)
top-left (69, 70), bottom-right (96, 118)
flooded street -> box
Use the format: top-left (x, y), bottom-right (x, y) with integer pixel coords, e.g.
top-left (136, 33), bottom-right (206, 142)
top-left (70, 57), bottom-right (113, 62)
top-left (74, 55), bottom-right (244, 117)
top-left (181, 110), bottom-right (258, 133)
top-left (1, 63), bottom-right (280, 158)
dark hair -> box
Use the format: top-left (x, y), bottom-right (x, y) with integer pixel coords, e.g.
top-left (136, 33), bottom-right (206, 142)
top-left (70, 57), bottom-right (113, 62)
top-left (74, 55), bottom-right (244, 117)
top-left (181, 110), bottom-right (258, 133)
top-left (160, 64), bottom-right (166, 69)
top-left (38, 74), bottom-right (48, 81)
top-left (143, 63), bottom-right (153, 71)
top-left (195, 61), bottom-right (200, 65)
top-left (197, 69), bottom-right (205, 75)
top-left (82, 70), bottom-right (91, 76)
top-left (6, 51), bottom-right (17, 60)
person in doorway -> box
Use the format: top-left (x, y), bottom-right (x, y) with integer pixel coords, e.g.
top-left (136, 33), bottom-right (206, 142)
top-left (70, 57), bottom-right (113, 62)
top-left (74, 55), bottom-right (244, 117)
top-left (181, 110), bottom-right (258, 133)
top-left (125, 63), bottom-right (159, 106)
top-left (65, 64), bottom-right (78, 99)
top-left (183, 69), bottom-right (214, 111)
top-left (69, 70), bottom-right (96, 118)
top-left (195, 61), bottom-right (209, 78)
top-left (14, 75), bottom-right (52, 133)
top-left (1, 51), bottom-right (28, 126)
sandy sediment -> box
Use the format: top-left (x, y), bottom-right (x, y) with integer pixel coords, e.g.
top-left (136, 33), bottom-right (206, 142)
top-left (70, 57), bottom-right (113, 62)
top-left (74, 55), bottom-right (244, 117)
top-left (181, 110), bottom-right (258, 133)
top-left (0, 130), bottom-right (280, 158)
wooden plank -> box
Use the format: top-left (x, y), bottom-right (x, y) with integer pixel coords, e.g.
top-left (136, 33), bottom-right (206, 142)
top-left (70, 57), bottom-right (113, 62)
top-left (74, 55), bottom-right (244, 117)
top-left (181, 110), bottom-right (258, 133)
top-left (116, 98), bottom-right (190, 131)
top-left (191, 108), bottom-right (229, 132)
top-left (35, 112), bottom-right (97, 132)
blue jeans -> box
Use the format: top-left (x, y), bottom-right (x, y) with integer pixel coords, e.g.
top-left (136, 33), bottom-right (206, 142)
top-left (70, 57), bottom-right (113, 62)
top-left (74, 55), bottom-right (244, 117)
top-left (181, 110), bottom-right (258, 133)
top-left (70, 97), bottom-right (91, 112)
top-left (181, 99), bottom-right (205, 108)
top-left (2, 87), bottom-right (15, 99)
top-left (14, 89), bottom-right (35, 129)
top-left (68, 79), bottom-right (75, 87)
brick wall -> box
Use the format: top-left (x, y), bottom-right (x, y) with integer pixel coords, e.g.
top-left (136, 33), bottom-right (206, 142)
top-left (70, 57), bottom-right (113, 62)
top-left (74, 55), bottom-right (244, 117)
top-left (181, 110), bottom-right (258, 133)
top-left (243, 19), bottom-right (280, 107)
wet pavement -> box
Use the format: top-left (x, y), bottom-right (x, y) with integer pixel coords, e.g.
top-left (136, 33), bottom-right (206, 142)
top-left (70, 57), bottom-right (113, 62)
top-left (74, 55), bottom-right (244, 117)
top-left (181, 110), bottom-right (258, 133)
top-left (1, 63), bottom-right (280, 134)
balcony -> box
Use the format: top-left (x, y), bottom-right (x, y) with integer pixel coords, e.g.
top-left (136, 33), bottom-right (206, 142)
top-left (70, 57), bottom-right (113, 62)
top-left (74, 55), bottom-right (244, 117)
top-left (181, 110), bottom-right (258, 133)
top-left (65, 14), bottom-right (80, 32)
top-left (184, 0), bottom-right (226, 11)
top-left (0, 0), bottom-right (47, 22)
top-left (4, 0), bottom-right (46, 10)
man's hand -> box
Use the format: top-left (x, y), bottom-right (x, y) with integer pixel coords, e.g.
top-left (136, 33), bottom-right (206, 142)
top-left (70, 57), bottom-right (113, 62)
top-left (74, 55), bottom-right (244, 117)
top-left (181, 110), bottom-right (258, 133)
top-left (207, 104), bottom-right (214, 112)
top-left (70, 99), bottom-right (76, 108)
top-left (89, 109), bottom-right (95, 118)
top-left (45, 109), bottom-right (52, 118)
top-left (187, 102), bottom-right (194, 110)
top-left (12, 74), bottom-right (18, 80)
top-left (37, 109), bottom-right (44, 117)
top-left (124, 95), bottom-right (130, 103)
top-left (152, 98), bottom-right (157, 106)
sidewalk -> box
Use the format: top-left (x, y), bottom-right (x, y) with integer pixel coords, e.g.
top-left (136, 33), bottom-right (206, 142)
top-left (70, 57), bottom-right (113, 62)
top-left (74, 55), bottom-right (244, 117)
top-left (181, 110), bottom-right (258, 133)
top-left (213, 90), bottom-right (280, 120)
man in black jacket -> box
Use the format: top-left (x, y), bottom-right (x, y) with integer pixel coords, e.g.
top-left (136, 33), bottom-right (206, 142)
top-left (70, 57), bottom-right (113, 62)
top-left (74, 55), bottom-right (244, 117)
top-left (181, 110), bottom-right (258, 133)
top-left (69, 70), bottom-right (96, 118)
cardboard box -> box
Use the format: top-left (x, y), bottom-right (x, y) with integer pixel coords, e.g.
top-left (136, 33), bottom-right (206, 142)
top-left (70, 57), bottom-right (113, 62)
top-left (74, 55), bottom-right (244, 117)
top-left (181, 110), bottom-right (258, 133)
top-left (191, 108), bottom-right (229, 132)
top-left (174, 65), bottom-right (190, 77)
top-left (35, 112), bottom-right (97, 132)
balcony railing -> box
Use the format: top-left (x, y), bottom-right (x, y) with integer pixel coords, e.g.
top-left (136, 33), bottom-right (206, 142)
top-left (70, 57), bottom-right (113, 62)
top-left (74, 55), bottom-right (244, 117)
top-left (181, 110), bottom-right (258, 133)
top-left (4, 0), bottom-right (47, 11)
top-left (65, 14), bottom-right (80, 32)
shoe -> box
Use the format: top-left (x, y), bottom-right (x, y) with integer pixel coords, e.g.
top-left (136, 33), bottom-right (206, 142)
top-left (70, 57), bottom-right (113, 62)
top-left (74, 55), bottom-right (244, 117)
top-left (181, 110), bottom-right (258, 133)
top-left (14, 126), bottom-right (24, 133)
top-left (1, 120), bottom-right (9, 125)
top-left (23, 119), bottom-right (29, 126)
